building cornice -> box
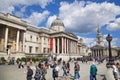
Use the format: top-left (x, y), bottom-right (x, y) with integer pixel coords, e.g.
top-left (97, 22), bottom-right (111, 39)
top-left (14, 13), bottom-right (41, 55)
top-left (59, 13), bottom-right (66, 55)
top-left (0, 12), bottom-right (27, 27)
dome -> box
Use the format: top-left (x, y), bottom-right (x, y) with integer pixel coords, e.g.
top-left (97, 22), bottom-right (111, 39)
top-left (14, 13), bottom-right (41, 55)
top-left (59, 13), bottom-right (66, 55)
top-left (51, 17), bottom-right (64, 27)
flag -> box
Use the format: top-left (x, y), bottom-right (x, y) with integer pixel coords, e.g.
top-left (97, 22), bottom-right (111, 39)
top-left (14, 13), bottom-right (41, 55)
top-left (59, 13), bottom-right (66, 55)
top-left (50, 37), bottom-right (53, 51)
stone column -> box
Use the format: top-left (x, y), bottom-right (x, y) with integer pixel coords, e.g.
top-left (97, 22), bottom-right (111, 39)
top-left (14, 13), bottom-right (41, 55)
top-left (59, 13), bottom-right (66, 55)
top-left (66, 38), bottom-right (68, 54)
top-left (41, 37), bottom-right (44, 53)
top-left (102, 49), bottom-right (104, 56)
top-left (62, 37), bottom-right (64, 54)
top-left (22, 32), bottom-right (25, 52)
top-left (94, 50), bottom-right (96, 57)
top-left (76, 42), bottom-right (77, 54)
top-left (64, 38), bottom-right (66, 54)
top-left (16, 30), bottom-right (20, 52)
top-left (53, 38), bottom-right (55, 53)
top-left (4, 27), bottom-right (9, 51)
top-left (57, 38), bottom-right (59, 54)
top-left (99, 50), bottom-right (101, 57)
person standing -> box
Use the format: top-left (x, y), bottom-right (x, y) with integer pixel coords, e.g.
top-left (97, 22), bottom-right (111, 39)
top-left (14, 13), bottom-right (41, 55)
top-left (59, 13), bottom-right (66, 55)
top-left (90, 62), bottom-right (97, 80)
top-left (26, 66), bottom-right (33, 80)
top-left (73, 61), bottom-right (80, 80)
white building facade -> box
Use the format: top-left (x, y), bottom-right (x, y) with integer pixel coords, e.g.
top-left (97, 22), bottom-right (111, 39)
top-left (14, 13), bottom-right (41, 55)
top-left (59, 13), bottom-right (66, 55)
top-left (0, 12), bottom-right (87, 59)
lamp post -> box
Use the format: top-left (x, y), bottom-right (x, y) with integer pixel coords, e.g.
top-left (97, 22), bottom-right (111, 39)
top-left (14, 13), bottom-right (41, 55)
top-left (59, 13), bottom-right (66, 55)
top-left (106, 34), bottom-right (113, 63)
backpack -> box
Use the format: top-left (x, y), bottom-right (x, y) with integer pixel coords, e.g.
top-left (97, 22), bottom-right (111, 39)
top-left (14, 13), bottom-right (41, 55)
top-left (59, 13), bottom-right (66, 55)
top-left (75, 64), bottom-right (80, 71)
top-left (53, 67), bottom-right (58, 77)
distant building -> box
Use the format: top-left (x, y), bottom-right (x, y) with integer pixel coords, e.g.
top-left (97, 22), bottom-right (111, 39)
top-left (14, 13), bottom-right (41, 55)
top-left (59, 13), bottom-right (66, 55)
top-left (77, 38), bottom-right (88, 56)
top-left (91, 26), bottom-right (118, 58)
top-left (0, 12), bottom-right (87, 59)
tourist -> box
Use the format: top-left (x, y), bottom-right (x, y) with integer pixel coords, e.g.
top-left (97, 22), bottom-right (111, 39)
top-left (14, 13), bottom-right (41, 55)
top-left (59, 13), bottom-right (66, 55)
top-left (26, 65), bottom-right (33, 80)
top-left (90, 62), bottom-right (97, 80)
top-left (34, 64), bottom-right (42, 80)
top-left (116, 62), bottom-right (120, 75)
top-left (62, 61), bottom-right (67, 76)
top-left (52, 63), bottom-right (60, 80)
top-left (73, 61), bottom-right (80, 80)
top-left (41, 64), bottom-right (47, 80)
top-left (66, 61), bottom-right (70, 74)
top-left (113, 62), bottom-right (119, 80)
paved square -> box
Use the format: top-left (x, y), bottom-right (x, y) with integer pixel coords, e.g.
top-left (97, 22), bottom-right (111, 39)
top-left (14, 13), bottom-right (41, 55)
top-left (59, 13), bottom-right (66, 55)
top-left (0, 61), bottom-right (107, 80)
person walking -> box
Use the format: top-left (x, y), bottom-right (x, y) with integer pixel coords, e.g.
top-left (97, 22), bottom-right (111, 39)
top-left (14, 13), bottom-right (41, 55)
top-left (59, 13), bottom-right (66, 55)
top-left (52, 63), bottom-right (60, 80)
top-left (26, 65), bottom-right (33, 80)
top-left (113, 63), bottom-right (119, 80)
top-left (62, 61), bottom-right (67, 76)
top-left (34, 64), bottom-right (42, 80)
top-left (116, 62), bottom-right (120, 75)
top-left (66, 61), bottom-right (70, 75)
top-left (41, 64), bottom-right (47, 80)
top-left (90, 62), bottom-right (97, 80)
top-left (73, 61), bottom-right (80, 80)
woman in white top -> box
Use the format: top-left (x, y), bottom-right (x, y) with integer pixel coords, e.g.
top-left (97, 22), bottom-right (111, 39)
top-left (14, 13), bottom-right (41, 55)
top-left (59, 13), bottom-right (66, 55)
top-left (113, 63), bottom-right (119, 80)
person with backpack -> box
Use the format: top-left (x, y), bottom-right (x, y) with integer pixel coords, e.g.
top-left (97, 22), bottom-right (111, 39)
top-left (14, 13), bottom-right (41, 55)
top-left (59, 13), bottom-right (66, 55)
top-left (73, 61), bottom-right (80, 80)
top-left (41, 64), bottom-right (47, 80)
top-left (52, 63), bottom-right (60, 80)
top-left (90, 62), bottom-right (97, 80)
top-left (34, 64), bottom-right (42, 80)
top-left (26, 65), bottom-right (33, 80)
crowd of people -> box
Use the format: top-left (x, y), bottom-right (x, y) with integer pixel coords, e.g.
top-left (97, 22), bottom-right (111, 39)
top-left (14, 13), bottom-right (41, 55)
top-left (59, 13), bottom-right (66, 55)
top-left (15, 57), bottom-right (120, 80)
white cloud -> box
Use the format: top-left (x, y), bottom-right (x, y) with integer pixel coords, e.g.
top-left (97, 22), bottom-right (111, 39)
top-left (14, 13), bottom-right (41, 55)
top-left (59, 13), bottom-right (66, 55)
top-left (46, 15), bottom-right (57, 28)
top-left (77, 36), bottom-right (96, 47)
top-left (77, 34), bottom-right (120, 47)
top-left (24, 11), bottom-right (50, 26)
top-left (103, 34), bottom-right (120, 47)
top-left (107, 18), bottom-right (120, 31)
top-left (58, 1), bottom-right (120, 33)
top-left (0, 0), bottom-right (53, 14)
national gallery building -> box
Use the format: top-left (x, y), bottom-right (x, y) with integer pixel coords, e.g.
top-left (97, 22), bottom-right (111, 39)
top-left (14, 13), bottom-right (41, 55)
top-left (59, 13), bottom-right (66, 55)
top-left (0, 12), bottom-right (118, 60)
top-left (0, 12), bottom-right (88, 59)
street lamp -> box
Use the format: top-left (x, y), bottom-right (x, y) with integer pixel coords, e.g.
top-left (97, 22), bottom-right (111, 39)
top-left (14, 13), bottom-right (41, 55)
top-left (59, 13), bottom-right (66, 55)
top-left (106, 34), bottom-right (113, 64)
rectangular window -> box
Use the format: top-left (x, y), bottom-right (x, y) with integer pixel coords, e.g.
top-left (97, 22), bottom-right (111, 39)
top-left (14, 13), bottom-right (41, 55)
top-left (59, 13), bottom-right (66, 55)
top-left (43, 48), bottom-right (46, 53)
top-left (29, 46), bottom-right (32, 53)
top-left (36, 37), bottom-right (38, 42)
top-left (36, 47), bottom-right (38, 53)
top-left (30, 35), bottom-right (32, 41)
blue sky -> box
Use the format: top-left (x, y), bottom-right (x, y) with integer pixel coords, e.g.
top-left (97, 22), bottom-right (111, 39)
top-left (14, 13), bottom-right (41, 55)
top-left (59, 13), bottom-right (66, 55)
top-left (0, 0), bottom-right (120, 47)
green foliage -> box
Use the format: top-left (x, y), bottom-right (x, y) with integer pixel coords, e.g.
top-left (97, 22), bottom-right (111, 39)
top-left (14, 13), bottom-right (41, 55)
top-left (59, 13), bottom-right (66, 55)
top-left (15, 57), bottom-right (47, 63)
top-left (1, 57), bottom-right (5, 61)
top-left (0, 57), bottom-right (6, 64)
top-left (16, 58), bottom-right (21, 62)
top-left (21, 57), bottom-right (26, 62)
top-left (40, 57), bottom-right (47, 61)
top-left (32, 57), bottom-right (36, 63)
top-left (26, 57), bottom-right (31, 62)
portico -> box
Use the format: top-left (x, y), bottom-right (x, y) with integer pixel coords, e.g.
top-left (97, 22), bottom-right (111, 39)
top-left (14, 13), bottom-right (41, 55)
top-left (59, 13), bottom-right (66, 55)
top-left (0, 13), bottom-right (27, 56)
top-left (50, 32), bottom-right (78, 55)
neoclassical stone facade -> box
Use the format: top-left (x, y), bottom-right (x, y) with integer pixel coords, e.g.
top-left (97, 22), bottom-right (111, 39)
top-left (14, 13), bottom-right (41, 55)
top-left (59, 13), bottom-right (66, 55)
top-left (0, 12), bottom-right (88, 59)
top-left (91, 26), bottom-right (118, 58)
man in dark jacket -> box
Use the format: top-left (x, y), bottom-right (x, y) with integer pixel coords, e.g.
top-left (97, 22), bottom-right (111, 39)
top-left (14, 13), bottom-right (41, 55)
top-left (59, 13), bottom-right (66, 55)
top-left (27, 66), bottom-right (33, 80)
